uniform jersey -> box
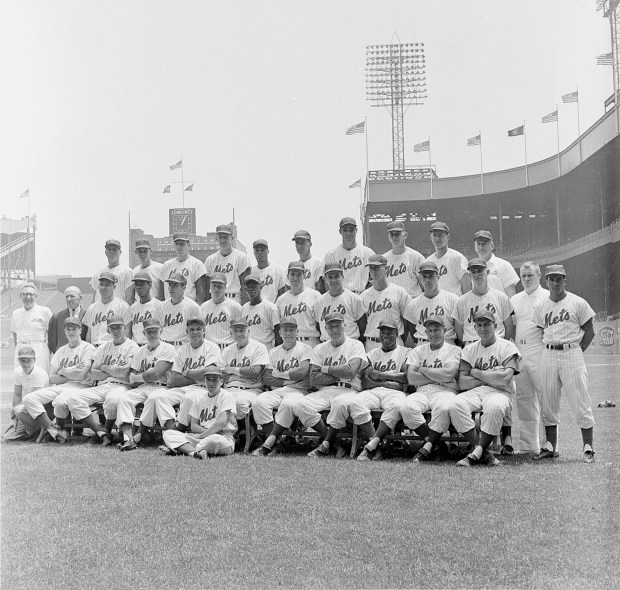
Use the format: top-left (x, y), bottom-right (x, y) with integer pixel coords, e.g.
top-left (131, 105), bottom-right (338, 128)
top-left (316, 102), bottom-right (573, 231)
top-left (14, 365), bottom-right (49, 395)
top-left (133, 261), bottom-right (164, 301)
top-left (383, 247), bottom-right (425, 297)
top-left (404, 290), bottom-right (458, 344)
top-left (131, 341), bottom-right (176, 385)
top-left (251, 264), bottom-right (286, 303)
top-left (285, 257), bottom-right (324, 290)
top-left (310, 337), bottom-right (367, 391)
top-left (276, 288), bottom-right (321, 338)
top-left (366, 345), bottom-right (410, 384)
top-left (83, 298), bottom-right (132, 346)
top-left (51, 341), bottom-right (97, 385)
top-left (11, 303), bottom-right (52, 344)
top-left (453, 288), bottom-right (514, 342)
top-left (94, 339), bottom-right (139, 385)
top-left (533, 292), bottom-right (595, 346)
top-left (323, 244), bottom-right (375, 293)
top-left (189, 389), bottom-right (237, 437)
top-left (314, 290), bottom-right (365, 340)
top-left (461, 338), bottom-right (521, 395)
top-left (361, 283), bottom-right (411, 338)
top-left (268, 341), bottom-right (313, 391)
top-left (425, 248), bottom-right (468, 296)
top-left (157, 297), bottom-right (201, 344)
top-left (242, 300), bottom-right (280, 348)
top-left (200, 298), bottom-right (243, 346)
top-left (511, 286), bottom-right (549, 345)
top-left (91, 265), bottom-right (134, 302)
top-left (218, 339), bottom-right (270, 390)
top-left (160, 256), bottom-right (207, 302)
top-left (172, 340), bottom-right (221, 379)
top-left (486, 254), bottom-right (520, 294)
top-left (406, 342), bottom-right (462, 391)
top-left (129, 299), bottom-right (163, 345)
top-left (204, 248), bottom-right (252, 298)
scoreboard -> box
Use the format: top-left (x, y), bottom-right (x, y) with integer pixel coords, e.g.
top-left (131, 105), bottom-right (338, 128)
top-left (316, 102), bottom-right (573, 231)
top-left (169, 208), bottom-right (196, 236)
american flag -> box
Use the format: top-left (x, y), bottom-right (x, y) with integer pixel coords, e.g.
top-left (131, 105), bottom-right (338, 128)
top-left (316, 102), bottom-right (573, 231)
top-left (349, 179), bottom-right (361, 189)
top-left (542, 110), bottom-right (558, 124)
top-left (597, 52), bottom-right (613, 66)
top-left (414, 140), bottom-right (430, 152)
top-left (163, 185), bottom-right (171, 193)
top-left (467, 135), bottom-right (481, 146)
top-left (508, 125), bottom-right (524, 137)
top-left (562, 91), bottom-right (578, 103)
top-left (345, 121), bottom-right (365, 135)
top-left (170, 160), bottom-right (182, 170)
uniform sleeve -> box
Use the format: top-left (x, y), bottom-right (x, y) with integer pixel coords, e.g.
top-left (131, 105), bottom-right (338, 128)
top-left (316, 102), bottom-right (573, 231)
top-left (310, 346), bottom-right (324, 367)
top-left (131, 349), bottom-right (143, 371)
top-left (34, 369), bottom-right (50, 388)
top-left (349, 339), bottom-right (368, 362)
top-left (275, 266), bottom-right (286, 292)
top-left (403, 299), bottom-right (417, 325)
top-left (189, 399), bottom-right (202, 421)
top-left (460, 344), bottom-right (475, 366)
top-left (120, 302), bottom-right (132, 324)
top-left (82, 344), bottom-right (98, 364)
top-left (351, 293), bottom-right (365, 321)
top-left (93, 345), bottom-right (107, 366)
top-left (230, 300), bottom-right (243, 319)
top-left (121, 268), bottom-right (134, 293)
top-left (252, 342), bottom-right (271, 366)
top-left (217, 348), bottom-right (229, 368)
top-left (239, 252), bottom-right (252, 274)
top-left (269, 302), bottom-right (280, 325)
top-left (445, 345), bottom-right (462, 366)
top-left (406, 348), bottom-right (421, 371)
top-left (452, 298), bottom-right (465, 324)
top-left (576, 297), bottom-right (596, 325)
top-left (43, 307), bottom-right (53, 325)
top-left (172, 349), bottom-right (184, 373)
top-left (51, 349), bottom-right (62, 370)
top-left (398, 288), bottom-right (412, 315)
top-left (204, 255), bottom-right (214, 277)
top-left (501, 261), bottom-right (520, 288)
top-left (217, 391), bottom-right (237, 416)
top-left (203, 343), bottom-right (221, 366)
top-left (455, 252), bottom-right (468, 279)
top-left (498, 293), bottom-right (515, 322)
top-left (532, 303), bottom-right (544, 328)
top-left (192, 258), bottom-right (207, 281)
top-left (159, 344), bottom-right (177, 363)
top-left (83, 305), bottom-right (94, 326)
top-left (299, 343), bottom-right (313, 363)
top-left (90, 274), bottom-right (98, 292)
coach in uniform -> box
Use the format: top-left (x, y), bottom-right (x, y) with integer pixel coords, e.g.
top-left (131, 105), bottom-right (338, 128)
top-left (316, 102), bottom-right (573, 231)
top-left (251, 239), bottom-right (286, 303)
top-left (425, 221), bottom-right (471, 296)
top-left (160, 232), bottom-right (208, 304)
top-left (48, 286), bottom-right (87, 354)
top-left (472, 230), bottom-right (520, 296)
top-left (133, 238), bottom-right (164, 300)
top-left (90, 239), bottom-right (134, 304)
top-left (383, 220), bottom-right (424, 298)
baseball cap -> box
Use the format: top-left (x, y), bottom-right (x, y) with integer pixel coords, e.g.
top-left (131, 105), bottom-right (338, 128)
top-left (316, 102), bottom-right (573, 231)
top-left (280, 316), bottom-right (298, 327)
top-left (323, 262), bottom-right (344, 274)
top-left (210, 272), bottom-right (227, 284)
top-left (545, 264), bottom-right (566, 277)
top-left (143, 318), bottom-right (162, 329)
top-left (105, 239), bottom-right (121, 249)
top-left (292, 230), bottom-right (312, 241)
top-left (324, 312), bottom-right (345, 324)
top-left (253, 239), bottom-right (268, 249)
top-left (215, 224), bottom-right (233, 235)
top-left (474, 230), bottom-right (493, 241)
top-left (165, 272), bottom-right (187, 285)
top-left (244, 274), bottom-right (262, 285)
top-left (230, 317), bottom-right (249, 328)
top-left (386, 221), bottom-right (405, 232)
top-left (429, 222), bottom-right (449, 233)
top-left (172, 232), bottom-right (190, 242)
top-left (339, 217), bottom-right (357, 228)
top-left (135, 238), bottom-right (151, 248)
top-left (378, 319), bottom-right (399, 330)
top-left (473, 310), bottom-right (496, 323)
top-left (98, 271), bottom-right (118, 284)
top-left (287, 261), bottom-right (305, 272)
top-left (132, 270), bottom-right (152, 284)
top-left (186, 316), bottom-right (206, 327)
top-left (423, 315), bottom-right (446, 328)
top-left (419, 261), bottom-right (439, 274)
top-left (366, 254), bottom-right (387, 267)
top-left (17, 346), bottom-right (36, 359)
top-left (204, 366), bottom-right (223, 377)
top-left (467, 258), bottom-right (488, 269)
top-left (64, 316), bottom-right (82, 327)
top-left (106, 314), bottom-right (125, 327)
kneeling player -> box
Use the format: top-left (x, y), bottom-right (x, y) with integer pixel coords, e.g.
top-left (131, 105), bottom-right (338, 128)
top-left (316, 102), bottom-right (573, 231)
top-left (161, 366), bottom-right (237, 458)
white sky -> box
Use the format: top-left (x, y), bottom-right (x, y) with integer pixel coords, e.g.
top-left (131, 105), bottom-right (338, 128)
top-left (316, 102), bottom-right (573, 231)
top-left (1, 0), bottom-right (613, 276)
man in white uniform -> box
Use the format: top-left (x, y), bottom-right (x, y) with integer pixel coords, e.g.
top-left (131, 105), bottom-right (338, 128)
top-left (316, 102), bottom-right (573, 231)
top-left (158, 272), bottom-right (201, 348)
top-left (383, 220), bottom-right (424, 298)
top-left (133, 238), bottom-right (164, 300)
top-left (160, 232), bottom-right (208, 304)
top-left (425, 222), bottom-right (471, 296)
top-left (290, 229), bottom-right (324, 292)
top-left (128, 270), bottom-right (163, 346)
top-left (473, 230), bottom-right (520, 296)
top-left (200, 273), bottom-right (243, 350)
top-left (251, 239), bottom-right (286, 303)
top-left (241, 274), bottom-right (281, 349)
top-left (90, 239), bottom-right (134, 304)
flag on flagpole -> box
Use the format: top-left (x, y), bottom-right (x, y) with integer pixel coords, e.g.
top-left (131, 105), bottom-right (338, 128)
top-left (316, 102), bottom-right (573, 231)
top-left (596, 52), bottom-right (613, 65)
top-left (542, 110), bottom-right (558, 123)
top-left (170, 160), bottom-right (182, 170)
top-left (18, 188), bottom-right (30, 199)
top-left (508, 125), bottom-right (524, 137)
top-left (345, 121), bottom-right (365, 135)
top-left (605, 93), bottom-right (616, 109)
top-left (163, 185), bottom-right (171, 193)
top-left (562, 91), bottom-right (578, 103)
top-left (414, 140), bottom-right (430, 152)
top-left (349, 179), bottom-right (361, 189)
top-left (467, 135), bottom-right (481, 146)
top-left (184, 184), bottom-right (194, 191)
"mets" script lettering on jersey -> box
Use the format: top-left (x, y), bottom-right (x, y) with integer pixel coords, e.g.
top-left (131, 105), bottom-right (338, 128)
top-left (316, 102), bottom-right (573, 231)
top-left (543, 308), bottom-right (570, 328)
top-left (282, 302), bottom-right (308, 316)
top-left (418, 305), bottom-right (445, 324)
top-left (324, 354), bottom-right (346, 366)
top-left (386, 263), bottom-right (406, 278)
top-left (367, 298), bottom-right (392, 315)
top-left (338, 256), bottom-right (362, 271)
top-left (215, 262), bottom-right (234, 274)
top-left (182, 356), bottom-right (206, 371)
top-left (421, 358), bottom-right (443, 368)
top-left (373, 358), bottom-right (397, 372)
top-left (59, 354), bottom-right (81, 369)
top-left (164, 312), bottom-right (184, 327)
top-left (473, 355), bottom-right (499, 370)
top-left (102, 353), bottom-right (128, 367)
top-left (276, 357), bottom-right (300, 372)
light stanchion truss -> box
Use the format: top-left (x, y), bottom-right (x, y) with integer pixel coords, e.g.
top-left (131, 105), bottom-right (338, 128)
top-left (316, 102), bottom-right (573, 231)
top-left (598, 0), bottom-right (620, 107)
top-left (366, 42), bottom-right (427, 171)
top-left (368, 167), bottom-right (437, 181)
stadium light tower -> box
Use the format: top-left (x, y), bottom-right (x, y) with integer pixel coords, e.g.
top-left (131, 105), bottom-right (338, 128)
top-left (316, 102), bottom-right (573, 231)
top-left (365, 41), bottom-right (427, 171)
top-left (597, 0), bottom-right (620, 107)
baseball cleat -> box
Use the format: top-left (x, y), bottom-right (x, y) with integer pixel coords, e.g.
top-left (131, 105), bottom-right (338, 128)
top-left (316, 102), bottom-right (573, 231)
top-left (583, 450), bottom-right (595, 463)
top-left (158, 445), bottom-right (177, 456)
top-left (357, 446), bottom-right (374, 461)
top-left (411, 447), bottom-right (432, 463)
top-left (532, 448), bottom-right (559, 461)
top-left (456, 453), bottom-right (479, 467)
top-left (335, 445), bottom-right (346, 459)
top-left (88, 434), bottom-right (102, 445)
top-left (267, 443), bottom-right (281, 457)
top-left (307, 444), bottom-right (329, 458)
top-left (252, 445), bottom-right (271, 457)
top-left (481, 451), bottom-right (501, 466)
top-left (118, 441), bottom-right (138, 452)
top-left (500, 444), bottom-right (514, 456)
top-left (190, 451), bottom-right (204, 460)
top-left (100, 434), bottom-right (113, 447)
top-left (55, 430), bottom-right (70, 444)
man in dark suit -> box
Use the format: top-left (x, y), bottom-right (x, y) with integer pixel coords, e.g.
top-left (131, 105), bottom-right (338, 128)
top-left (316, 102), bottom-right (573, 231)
top-left (48, 286), bottom-right (87, 354)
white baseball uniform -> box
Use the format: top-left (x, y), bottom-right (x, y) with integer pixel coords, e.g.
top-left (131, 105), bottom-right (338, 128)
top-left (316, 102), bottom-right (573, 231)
top-left (314, 290), bottom-right (365, 341)
top-left (129, 299), bottom-right (163, 345)
top-left (160, 255), bottom-right (207, 302)
top-left (242, 300), bottom-right (280, 349)
top-left (133, 261), bottom-right (164, 301)
top-left (323, 244), bottom-right (375, 294)
top-left (10, 366), bottom-right (50, 439)
top-left (200, 298), bottom-right (243, 348)
top-left (533, 292), bottom-right (595, 430)
top-left (360, 283), bottom-right (411, 350)
top-left (284, 257), bottom-right (324, 290)
top-left (403, 290), bottom-right (458, 344)
top-left (383, 247), bottom-right (425, 297)
top-left (11, 303), bottom-right (52, 371)
top-left (276, 288), bottom-right (321, 345)
top-left (453, 288), bottom-right (514, 342)
top-left (157, 297), bottom-right (201, 346)
top-left (251, 264), bottom-right (286, 303)
top-left (485, 254), bottom-right (520, 294)
top-left (205, 249), bottom-right (252, 300)
top-left (425, 249), bottom-right (468, 296)
top-left (91, 265), bottom-right (134, 302)
top-left (83, 298), bottom-right (131, 346)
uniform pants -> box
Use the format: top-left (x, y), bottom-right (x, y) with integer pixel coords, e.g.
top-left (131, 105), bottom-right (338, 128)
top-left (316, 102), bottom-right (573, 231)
top-left (297, 387), bottom-right (350, 428)
top-left (65, 382), bottom-right (129, 421)
top-left (162, 430), bottom-right (234, 455)
top-left (252, 386), bottom-right (306, 425)
top-left (450, 386), bottom-right (512, 437)
top-left (224, 387), bottom-right (260, 420)
top-left (272, 391), bottom-right (307, 429)
top-left (514, 343), bottom-right (543, 451)
top-left (7, 404), bottom-right (38, 439)
top-left (328, 387), bottom-right (405, 430)
top-left (22, 383), bottom-right (84, 420)
top-left (400, 384), bottom-right (457, 433)
top-left (540, 347), bottom-right (594, 429)
top-left (139, 386), bottom-right (186, 427)
top-left (177, 386), bottom-right (209, 427)
top-left (105, 385), bottom-right (155, 426)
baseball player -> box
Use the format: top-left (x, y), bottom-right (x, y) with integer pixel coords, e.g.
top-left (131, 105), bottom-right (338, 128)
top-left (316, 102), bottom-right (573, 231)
top-left (133, 238), bottom-right (164, 301)
top-left (323, 217), bottom-right (375, 294)
top-left (532, 264), bottom-right (596, 463)
top-left (161, 366), bottom-right (237, 459)
top-left (360, 255), bottom-right (411, 351)
top-left (510, 261), bottom-right (549, 453)
top-left (200, 273), bottom-right (243, 349)
top-left (204, 224), bottom-right (251, 304)
top-left (158, 272), bottom-right (201, 348)
top-left (452, 310), bottom-right (521, 467)
top-left (11, 282), bottom-right (52, 372)
top-left (302, 313), bottom-right (368, 457)
top-left (65, 314), bottom-right (139, 446)
top-left (314, 262), bottom-right (366, 342)
top-left (251, 239), bottom-right (286, 303)
top-left (251, 316), bottom-right (313, 456)
top-left (425, 222), bottom-right (471, 296)
top-left (90, 239), bottom-right (134, 304)
top-left (127, 270), bottom-right (163, 346)
top-left (114, 318), bottom-right (175, 451)
top-left (160, 232), bottom-right (208, 304)
top-left (218, 316), bottom-right (270, 421)
top-left (83, 272), bottom-right (132, 347)
top-left (241, 274), bottom-right (281, 349)
top-left (404, 261), bottom-right (458, 346)
top-left (47, 286), bottom-right (87, 354)
top-left (276, 261), bottom-right (322, 347)
top-left (289, 229), bottom-right (325, 292)
top-left (21, 317), bottom-right (96, 444)
top-left (473, 230), bottom-right (520, 296)
top-left (453, 258), bottom-right (515, 345)
top-left (383, 220), bottom-right (424, 298)
top-left (400, 315), bottom-right (462, 462)
top-left (6, 346), bottom-right (50, 442)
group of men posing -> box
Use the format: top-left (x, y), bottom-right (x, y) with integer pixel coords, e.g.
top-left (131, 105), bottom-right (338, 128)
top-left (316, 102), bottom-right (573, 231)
top-left (8, 217), bottom-right (597, 464)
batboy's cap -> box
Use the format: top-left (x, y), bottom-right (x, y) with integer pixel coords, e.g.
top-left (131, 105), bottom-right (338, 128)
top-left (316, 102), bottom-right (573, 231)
top-left (545, 264), bottom-right (566, 277)
top-left (429, 222), bottom-right (449, 233)
top-left (64, 316), bottom-right (83, 327)
top-left (17, 346), bottom-right (36, 359)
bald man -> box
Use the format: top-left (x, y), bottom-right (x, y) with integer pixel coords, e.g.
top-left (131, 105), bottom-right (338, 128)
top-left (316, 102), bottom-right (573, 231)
top-left (48, 286), bottom-right (88, 354)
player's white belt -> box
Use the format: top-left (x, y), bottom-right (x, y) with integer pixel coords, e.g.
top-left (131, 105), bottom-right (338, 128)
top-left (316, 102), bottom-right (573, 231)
top-left (334, 382), bottom-right (353, 389)
top-left (228, 384), bottom-right (256, 390)
top-left (164, 339), bottom-right (185, 346)
top-left (297, 336), bottom-right (316, 341)
top-left (518, 339), bottom-right (542, 345)
top-left (545, 343), bottom-right (579, 351)
top-left (217, 343), bottom-right (230, 350)
top-left (225, 293), bottom-right (239, 298)
top-left (17, 340), bottom-right (46, 344)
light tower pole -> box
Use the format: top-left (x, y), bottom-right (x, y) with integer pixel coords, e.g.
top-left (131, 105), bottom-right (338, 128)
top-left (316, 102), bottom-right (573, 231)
top-left (365, 41), bottom-right (427, 171)
top-left (598, 0), bottom-right (620, 131)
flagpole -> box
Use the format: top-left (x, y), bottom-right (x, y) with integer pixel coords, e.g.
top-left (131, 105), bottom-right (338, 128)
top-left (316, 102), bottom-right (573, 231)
top-left (479, 130), bottom-right (484, 194)
top-left (26, 192), bottom-right (31, 281)
top-left (181, 156), bottom-right (185, 208)
top-left (428, 136), bottom-right (433, 200)
top-left (555, 104), bottom-right (560, 177)
top-left (364, 116), bottom-right (369, 174)
top-left (523, 120), bottom-right (528, 186)
top-left (576, 85), bottom-right (582, 163)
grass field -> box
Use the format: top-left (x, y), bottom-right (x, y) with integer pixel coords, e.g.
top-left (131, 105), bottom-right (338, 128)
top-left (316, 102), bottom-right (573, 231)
top-left (1, 356), bottom-right (619, 590)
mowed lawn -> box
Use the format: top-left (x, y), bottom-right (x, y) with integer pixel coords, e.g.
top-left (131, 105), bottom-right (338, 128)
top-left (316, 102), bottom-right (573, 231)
top-left (1, 357), bottom-right (619, 590)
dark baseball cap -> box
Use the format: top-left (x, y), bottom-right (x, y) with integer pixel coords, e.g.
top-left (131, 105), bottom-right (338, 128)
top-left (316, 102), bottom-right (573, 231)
top-left (244, 274), bottom-right (262, 285)
top-left (210, 272), bottom-right (227, 284)
top-left (172, 232), bottom-right (190, 242)
top-left (423, 315), bottom-right (446, 328)
top-left (339, 217), bottom-right (357, 228)
top-left (230, 317), bottom-right (249, 328)
top-left (473, 310), bottom-right (496, 323)
top-left (132, 270), bottom-right (152, 284)
top-left (419, 261), bottom-right (439, 274)
top-left (105, 239), bottom-right (121, 249)
top-left (253, 239), bottom-right (268, 249)
top-left (106, 314), bottom-right (125, 327)
top-left (545, 264), bottom-right (566, 277)
top-left (64, 316), bottom-right (83, 327)
top-left (17, 346), bottom-right (36, 359)
top-left (165, 272), bottom-right (187, 285)
top-left (467, 258), bottom-right (488, 269)
top-left (386, 221), bottom-right (405, 232)
top-left (280, 316), bottom-right (298, 327)
top-left (287, 261), bottom-right (305, 272)
top-left (135, 239), bottom-right (151, 248)
top-left (323, 262), bottom-right (344, 274)
top-left (99, 271), bottom-right (118, 284)
top-left (143, 318), bottom-right (162, 329)
top-left (366, 254), bottom-right (387, 267)
top-left (292, 230), bottom-right (311, 241)
top-left (429, 222), bottom-right (449, 233)
top-left (378, 319), bottom-right (399, 330)
top-left (216, 224), bottom-right (233, 235)
top-left (474, 230), bottom-right (493, 241)
top-left (324, 312), bottom-right (345, 324)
